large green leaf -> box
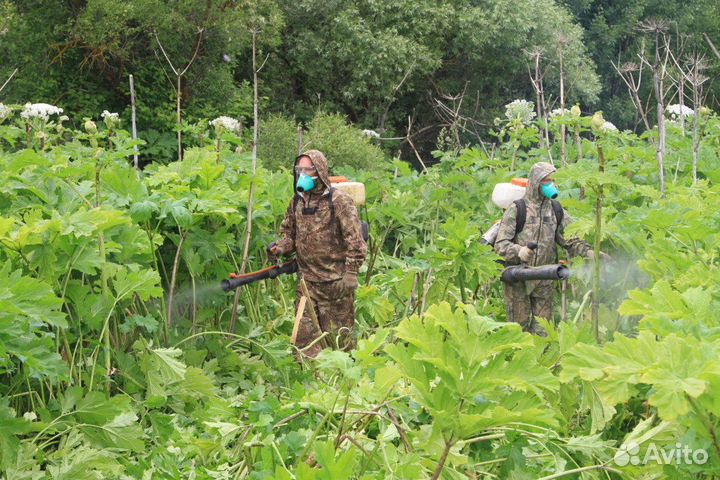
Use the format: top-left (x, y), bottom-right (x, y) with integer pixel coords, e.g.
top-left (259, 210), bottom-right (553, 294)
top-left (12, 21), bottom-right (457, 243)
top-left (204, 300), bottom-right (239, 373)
top-left (0, 399), bottom-right (32, 471)
top-left (387, 302), bottom-right (560, 441)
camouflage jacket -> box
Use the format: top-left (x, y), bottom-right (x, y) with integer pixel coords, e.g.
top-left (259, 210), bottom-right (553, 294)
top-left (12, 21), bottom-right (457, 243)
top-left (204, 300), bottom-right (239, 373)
top-left (495, 162), bottom-right (591, 291)
top-left (276, 150), bottom-right (368, 282)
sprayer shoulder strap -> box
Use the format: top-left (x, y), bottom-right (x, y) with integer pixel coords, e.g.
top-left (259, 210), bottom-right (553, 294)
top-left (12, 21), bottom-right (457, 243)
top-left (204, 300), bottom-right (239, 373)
top-left (513, 199), bottom-right (564, 236)
top-left (551, 200), bottom-right (564, 228)
top-left (513, 199), bottom-right (527, 235)
top-left (292, 188), bottom-right (337, 224)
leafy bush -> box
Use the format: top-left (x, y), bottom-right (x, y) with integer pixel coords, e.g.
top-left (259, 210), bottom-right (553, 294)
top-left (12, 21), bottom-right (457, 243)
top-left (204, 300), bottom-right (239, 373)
top-left (258, 111), bottom-right (387, 172)
top-left (0, 106), bottom-right (719, 478)
top-left (304, 112), bottom-right (387, 171)
top-left (257, 113), bottom-right (299, 171)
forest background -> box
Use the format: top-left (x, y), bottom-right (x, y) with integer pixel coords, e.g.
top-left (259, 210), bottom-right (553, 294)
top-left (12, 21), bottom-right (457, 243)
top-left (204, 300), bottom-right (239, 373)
top-left (2, 0), bottom-right (720, 167)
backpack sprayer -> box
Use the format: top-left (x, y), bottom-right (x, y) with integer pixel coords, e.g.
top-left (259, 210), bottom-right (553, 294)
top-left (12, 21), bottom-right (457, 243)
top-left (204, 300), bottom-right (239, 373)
top-left (482, 179), bottom-right (572, 284)
top-left (221, 176), bottom-right (366, 292)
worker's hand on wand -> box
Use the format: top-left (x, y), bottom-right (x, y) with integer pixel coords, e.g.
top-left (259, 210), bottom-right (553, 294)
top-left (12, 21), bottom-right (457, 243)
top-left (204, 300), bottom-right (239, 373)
top-left (519, 246), bottom-right (535, 263)
top-left (586, 249), bottom-right (612, 262)
top-left (267, 242), bottom-right (282, 262)
top-left (341, 271), bottom-right (358, 292)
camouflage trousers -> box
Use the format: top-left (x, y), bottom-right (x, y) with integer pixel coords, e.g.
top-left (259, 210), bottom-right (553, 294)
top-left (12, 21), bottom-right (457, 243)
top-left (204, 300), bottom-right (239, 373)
top-left (502, 280), bottom-right (554, 336)
top-left (294, 277), bottom-right (356, 358)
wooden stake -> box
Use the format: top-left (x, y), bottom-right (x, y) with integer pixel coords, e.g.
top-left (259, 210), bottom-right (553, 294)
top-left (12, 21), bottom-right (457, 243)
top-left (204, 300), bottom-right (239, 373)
top-left (229, 27), bottom-right (260, 333)
top-left (129, 74), bottom-right (139, 174)
top-left (291, 296), bottom-right (306, 344)
top-left (297, 126), bottom-right (303, 155)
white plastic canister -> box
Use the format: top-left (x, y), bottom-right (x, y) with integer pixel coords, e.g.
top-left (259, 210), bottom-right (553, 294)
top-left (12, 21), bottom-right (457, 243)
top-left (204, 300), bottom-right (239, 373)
top-left (491, 180), bottom-right (527, 209)
top-left (331, 181), bottom-right (366, 206)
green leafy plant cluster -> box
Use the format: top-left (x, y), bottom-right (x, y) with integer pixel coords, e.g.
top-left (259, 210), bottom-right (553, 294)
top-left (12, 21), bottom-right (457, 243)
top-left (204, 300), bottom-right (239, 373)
top-left (0, 105), bottom-right (719, 478)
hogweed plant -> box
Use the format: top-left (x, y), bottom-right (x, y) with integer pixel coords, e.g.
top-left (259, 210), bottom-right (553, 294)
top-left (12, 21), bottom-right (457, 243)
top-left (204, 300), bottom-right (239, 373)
top-left (495, 99), bottom-right (540, 170)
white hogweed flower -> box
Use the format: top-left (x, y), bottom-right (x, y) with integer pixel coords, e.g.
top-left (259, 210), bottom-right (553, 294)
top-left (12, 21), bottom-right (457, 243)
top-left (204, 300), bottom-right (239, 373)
top-left (600, 121), bottom-right (618, 133)
top-left (0, 103), bottom-right (11, 122)
top-left (666, 104), bottom-right (694, 119)
top-left (20, 103), bottom-right (63, 122)
top-left (361, 129), bottom-right (380, 139)
top-left (101, 110), bottom-right (120, 129)
top-left (504, 99), bottom-right (536, 124)
top-left (210, 116), bottom-right (241, 133)
top-left (101, 110), bottom-right (119, 121)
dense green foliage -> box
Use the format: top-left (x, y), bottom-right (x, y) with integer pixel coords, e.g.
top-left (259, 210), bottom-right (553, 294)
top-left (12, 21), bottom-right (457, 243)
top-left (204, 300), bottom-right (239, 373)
top-left (3, 0), bottom-right (719, 161)
top-left (0, 100), bottom-right (719, 478)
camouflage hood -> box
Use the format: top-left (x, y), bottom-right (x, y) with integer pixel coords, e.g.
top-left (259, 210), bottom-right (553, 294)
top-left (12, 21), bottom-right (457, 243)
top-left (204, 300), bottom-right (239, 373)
top-left (524, 162), bottom-right (556, 204)
top-left (294, 149), bottom-right (331, 193)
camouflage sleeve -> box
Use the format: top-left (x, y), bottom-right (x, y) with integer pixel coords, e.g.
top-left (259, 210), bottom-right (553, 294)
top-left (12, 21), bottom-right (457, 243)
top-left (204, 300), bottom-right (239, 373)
top-left (276, 199), bottom-right (296, 254)
top-left (555, 208), bottom-right (591, 259)
top-left (494, 203), bottom-right (522, 263)
top-left (335, 193), bottom-right (367, 274)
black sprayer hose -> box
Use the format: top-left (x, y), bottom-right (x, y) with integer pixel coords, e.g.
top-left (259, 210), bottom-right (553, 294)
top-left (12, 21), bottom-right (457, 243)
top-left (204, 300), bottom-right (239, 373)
top-left (501, 264), bottom-right (570, 283)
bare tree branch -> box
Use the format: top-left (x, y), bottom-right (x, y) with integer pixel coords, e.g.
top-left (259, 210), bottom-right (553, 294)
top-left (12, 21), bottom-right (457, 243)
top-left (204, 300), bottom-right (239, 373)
top-left (406, 116), bottom-right (428, 172)
top-left (153, 32), bottom-right (180, 76)
top-left (703, 33), bottom-right (720, 61)
top-left (178, 28), bottom-right (205, 76)
top-left (0, 67), bottom-right (19, 95)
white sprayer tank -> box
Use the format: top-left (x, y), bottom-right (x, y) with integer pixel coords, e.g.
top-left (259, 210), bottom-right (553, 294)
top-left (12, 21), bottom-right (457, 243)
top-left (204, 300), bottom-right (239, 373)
top-left (481, 178), bottom-right (529, 245)
top-left (330, 176), bottom-right (366, 206)
top-left (491, 179), bottom-right (527, 209)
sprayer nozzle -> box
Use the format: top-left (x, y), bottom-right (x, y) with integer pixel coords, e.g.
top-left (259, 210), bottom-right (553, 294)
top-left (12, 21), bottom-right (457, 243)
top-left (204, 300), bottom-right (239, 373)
top-left (558, 266), bottom-right (570, 279)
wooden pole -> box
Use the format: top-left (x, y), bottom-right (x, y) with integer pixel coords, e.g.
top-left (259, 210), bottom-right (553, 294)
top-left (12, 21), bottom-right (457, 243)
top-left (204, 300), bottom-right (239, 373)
top-left (229, 28), bottom-right (259, 332)
top-left (297, 126), bottom-right (303, 155)
top-left (129, 74), bottom-right (139, 174)
top-left (291, 296), bottom-right (306, 344)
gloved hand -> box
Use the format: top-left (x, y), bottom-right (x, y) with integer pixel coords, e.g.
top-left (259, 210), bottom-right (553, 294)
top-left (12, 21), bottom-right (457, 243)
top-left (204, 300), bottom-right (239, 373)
top-left (267, 242), bottom-right (282, 261)
top-left (341, 271), bottom-right (358, 292)
top-left (519, 246), bottom-right (535, 263)
top-left (586, 249), bottom-right (612, 262)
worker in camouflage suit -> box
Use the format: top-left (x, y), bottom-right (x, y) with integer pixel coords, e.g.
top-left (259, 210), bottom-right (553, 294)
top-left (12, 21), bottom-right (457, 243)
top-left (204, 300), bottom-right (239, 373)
top-left (270, 150), bottom-right (367, 357)
top-left (495, 162), bottom-right (608, 335)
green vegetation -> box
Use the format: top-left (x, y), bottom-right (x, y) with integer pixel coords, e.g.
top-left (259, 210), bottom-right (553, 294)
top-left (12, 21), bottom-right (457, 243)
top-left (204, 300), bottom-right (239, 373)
top-left (0, 100), bottom-right (718, 478)
top-left (3, 0), bottom-right (719, 160)
top-left (2, 1), bottom-right (720, 478)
